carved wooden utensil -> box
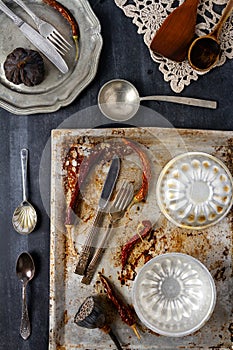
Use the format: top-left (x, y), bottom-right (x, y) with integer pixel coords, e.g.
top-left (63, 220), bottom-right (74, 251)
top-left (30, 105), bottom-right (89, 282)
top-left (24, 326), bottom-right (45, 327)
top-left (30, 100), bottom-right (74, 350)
top-left (188, 0), bottom-right (233, 71)
top-left (150, 0), bottom-right (200, 62)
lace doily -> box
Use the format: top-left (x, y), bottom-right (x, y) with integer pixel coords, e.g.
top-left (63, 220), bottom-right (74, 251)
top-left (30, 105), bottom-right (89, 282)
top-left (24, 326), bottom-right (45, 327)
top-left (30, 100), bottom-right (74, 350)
top-left (114, 0), bottom-right (233, 92)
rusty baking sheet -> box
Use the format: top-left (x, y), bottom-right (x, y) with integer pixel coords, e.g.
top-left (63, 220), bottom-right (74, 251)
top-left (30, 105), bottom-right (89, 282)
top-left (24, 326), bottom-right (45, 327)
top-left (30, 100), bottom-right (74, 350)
top-left (50, 127), bottom-right (233, 350)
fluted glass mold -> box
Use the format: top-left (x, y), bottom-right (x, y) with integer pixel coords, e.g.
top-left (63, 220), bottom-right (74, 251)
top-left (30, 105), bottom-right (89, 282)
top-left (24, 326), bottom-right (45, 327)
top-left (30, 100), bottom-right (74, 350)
top-left (156, 152), bottom-right (233, 229)
top-left (132, 253), bottom-right (216, 337)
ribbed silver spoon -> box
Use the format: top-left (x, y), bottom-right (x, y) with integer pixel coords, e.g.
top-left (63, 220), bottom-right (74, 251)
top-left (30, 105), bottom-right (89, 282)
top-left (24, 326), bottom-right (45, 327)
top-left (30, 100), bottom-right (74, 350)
top-left (12, 149), bottom-right (37, 234)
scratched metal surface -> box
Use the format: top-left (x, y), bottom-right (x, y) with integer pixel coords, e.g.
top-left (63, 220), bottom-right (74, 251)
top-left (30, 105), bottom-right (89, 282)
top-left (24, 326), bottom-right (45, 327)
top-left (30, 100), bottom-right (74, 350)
top-left (50, 127), bottom-right (233, 350)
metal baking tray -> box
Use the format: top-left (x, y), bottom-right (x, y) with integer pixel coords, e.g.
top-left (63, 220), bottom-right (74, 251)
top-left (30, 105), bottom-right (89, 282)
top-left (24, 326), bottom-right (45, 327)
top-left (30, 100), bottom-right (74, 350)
top-left (0, 0), bottom-right (102, 114)
top-left (50, 127), bottom-right (233, 349)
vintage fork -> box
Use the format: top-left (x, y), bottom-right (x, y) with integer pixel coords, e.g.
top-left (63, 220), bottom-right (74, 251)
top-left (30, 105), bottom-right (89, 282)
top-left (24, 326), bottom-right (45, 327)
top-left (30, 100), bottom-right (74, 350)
top-left (13, 0), bottom-right (71, 55)
top-left (81, 181), bottom-right (134, 285)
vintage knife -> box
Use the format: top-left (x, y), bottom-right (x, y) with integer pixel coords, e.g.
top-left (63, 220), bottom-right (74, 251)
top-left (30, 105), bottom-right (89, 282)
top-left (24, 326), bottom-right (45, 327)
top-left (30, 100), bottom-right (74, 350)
top-left (0, 0), bottom-right (68, 74)
top-left (75, 155), bottom-right (120, 276)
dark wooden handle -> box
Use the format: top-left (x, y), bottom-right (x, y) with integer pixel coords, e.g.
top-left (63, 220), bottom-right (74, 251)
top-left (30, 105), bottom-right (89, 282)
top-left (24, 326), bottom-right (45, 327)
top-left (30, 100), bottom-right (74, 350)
top-left (108, 329), bottom-right (123, 350)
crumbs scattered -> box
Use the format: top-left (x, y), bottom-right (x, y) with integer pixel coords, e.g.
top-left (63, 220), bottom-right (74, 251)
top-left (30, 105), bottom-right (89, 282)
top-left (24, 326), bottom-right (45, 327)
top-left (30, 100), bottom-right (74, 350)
top-left (214, 267), bottom-right (226, 281)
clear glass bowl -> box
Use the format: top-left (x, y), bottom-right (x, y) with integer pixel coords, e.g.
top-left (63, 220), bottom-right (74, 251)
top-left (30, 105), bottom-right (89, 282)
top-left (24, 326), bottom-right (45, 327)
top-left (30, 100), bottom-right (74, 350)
top-left (132, 253), bottom-right (216, 337)
top-left (156, 152), bottom-right (233, 229)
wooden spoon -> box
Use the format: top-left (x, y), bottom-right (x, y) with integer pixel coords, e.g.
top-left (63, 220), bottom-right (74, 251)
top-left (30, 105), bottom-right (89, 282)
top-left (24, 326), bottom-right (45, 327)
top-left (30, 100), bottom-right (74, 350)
top-left (150, 0), bottom-right (200, 62)
top-left (188, 0), bottom-right (233, 71)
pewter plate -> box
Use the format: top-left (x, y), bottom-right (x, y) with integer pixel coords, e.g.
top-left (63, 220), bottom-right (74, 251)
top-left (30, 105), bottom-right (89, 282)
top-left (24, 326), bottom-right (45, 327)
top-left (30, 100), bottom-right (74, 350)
top-left (49, 127), bottom-right (233, 349)
top-left (0, 0), bottom-right (102, 114)
top-left (156, 152), bottom-right (233, 230)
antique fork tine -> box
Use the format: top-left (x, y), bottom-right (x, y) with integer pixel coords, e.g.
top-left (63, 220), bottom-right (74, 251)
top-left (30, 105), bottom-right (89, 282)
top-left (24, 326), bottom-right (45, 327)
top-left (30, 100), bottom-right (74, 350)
top-left (81, 181), bottom-right (134, 285)
top-left (13, 0), bottom-right (71, 55)
top-left (47, 31), bottom-right (71, 54)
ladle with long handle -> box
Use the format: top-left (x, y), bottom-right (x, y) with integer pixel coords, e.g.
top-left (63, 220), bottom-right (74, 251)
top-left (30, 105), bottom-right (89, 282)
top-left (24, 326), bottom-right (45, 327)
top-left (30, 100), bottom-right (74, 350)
top-left (98, 79), bottom-right (217, 121)
top-left (150, 0), bottom-right (200, 62)
top-left (188, 0), bottom-right (233, 71)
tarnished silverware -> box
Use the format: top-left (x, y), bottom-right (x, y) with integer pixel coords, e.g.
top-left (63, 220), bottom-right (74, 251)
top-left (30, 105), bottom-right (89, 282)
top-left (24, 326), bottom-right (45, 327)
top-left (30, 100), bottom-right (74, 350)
top-left (75, 155), bottom-right (120, 276)
top-left (82, 181), bottom-right (134, 285)
top-left (16, 252), bottom-right (35, 340)
top-left (0, 0), bottom-right (69, 73)
top-left (12, 149), bottom-right (37, 235)
top-left (13, 0), bottom-right (71, 55)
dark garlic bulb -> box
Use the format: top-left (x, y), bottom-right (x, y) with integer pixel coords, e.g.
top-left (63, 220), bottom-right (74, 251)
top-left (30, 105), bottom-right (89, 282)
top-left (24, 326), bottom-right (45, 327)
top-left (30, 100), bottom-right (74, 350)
top-left (4, 47), bottom-right (45, 87)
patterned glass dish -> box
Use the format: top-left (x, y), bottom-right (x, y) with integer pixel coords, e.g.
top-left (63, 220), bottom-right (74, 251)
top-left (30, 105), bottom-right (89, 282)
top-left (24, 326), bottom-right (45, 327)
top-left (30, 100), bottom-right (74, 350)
top-left (132, 253), bottom-right (216, 337)
top-left (156, 152), bottom-right (233, 229)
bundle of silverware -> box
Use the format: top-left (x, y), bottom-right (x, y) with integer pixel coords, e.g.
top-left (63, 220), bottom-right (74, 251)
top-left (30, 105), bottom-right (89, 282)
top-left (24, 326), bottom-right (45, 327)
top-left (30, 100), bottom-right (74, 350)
top-left (73, 155), bottom-right (134, 285)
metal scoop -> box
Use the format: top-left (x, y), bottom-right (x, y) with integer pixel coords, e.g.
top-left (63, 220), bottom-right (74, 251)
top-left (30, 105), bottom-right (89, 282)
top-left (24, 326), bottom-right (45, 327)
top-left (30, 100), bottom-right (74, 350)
top-left (12, 149), bottom-right (37, 234)
top-left (98, 79), bottom-right (217, 121)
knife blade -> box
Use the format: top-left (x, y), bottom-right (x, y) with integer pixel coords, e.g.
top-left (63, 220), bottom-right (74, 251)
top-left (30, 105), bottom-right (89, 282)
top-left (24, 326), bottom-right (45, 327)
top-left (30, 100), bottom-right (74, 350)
top-left (0, 0), bottom-right (68, 74)
top-left (98, 155), bottom-right (120, 210)
top-left (75, 155), bottom-right (120, 275)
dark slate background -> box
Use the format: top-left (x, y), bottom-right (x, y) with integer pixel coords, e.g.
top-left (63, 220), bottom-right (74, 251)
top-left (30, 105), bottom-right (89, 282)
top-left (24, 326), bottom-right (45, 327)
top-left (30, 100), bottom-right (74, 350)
top-left (0, 0), bottom-right (232, 349)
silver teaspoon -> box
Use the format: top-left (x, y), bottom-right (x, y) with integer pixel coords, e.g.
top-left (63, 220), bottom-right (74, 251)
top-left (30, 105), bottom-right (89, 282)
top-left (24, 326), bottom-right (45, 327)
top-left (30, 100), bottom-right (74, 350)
top-left (16, 252), bottom-right (35, 340)
top-left (98, 79), bottom-right (217, 121)
top-left (12, 149), bottom-right (37, 234)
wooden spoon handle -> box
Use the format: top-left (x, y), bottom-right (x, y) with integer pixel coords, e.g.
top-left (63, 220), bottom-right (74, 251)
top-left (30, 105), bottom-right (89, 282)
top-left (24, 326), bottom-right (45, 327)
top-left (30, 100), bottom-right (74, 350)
top-left (211, 0), bottom-right (233, 39)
